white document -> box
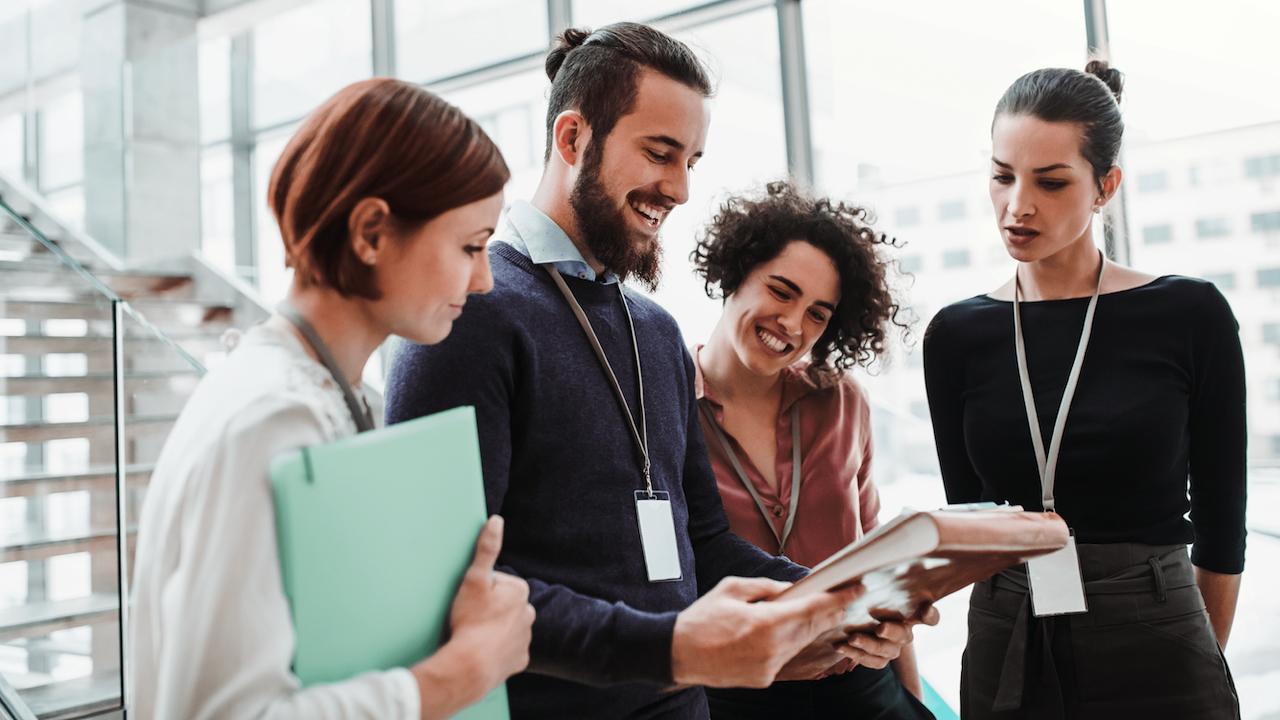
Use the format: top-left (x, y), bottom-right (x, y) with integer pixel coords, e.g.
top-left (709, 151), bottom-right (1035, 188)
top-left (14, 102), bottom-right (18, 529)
top-left (635, 491), bottom-right (682, 582)
top-left (1027, 533), bottom-right (1088, 616)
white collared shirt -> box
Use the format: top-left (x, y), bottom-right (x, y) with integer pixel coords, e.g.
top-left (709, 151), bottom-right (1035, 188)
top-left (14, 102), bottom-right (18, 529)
top-left (499, 200), bottom-right (619, 284)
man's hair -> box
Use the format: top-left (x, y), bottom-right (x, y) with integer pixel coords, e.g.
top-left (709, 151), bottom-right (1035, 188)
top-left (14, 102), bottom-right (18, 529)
top-left (543, 22), bottom-right (713, 163)
top-left (692, 181), bottom-right (908, 387)
top-left (269, 78), bottom-right (509, 299)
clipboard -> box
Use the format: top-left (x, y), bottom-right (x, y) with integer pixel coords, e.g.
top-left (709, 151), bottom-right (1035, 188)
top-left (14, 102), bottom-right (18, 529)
top-left (270, 405), bottom-right (509, 719)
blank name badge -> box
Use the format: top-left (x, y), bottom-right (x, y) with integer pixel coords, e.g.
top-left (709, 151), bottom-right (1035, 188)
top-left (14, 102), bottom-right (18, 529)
top-left (1027, 533), bottom-right (1089, 617)
top-left (635, 490), bottom-right (682, 582)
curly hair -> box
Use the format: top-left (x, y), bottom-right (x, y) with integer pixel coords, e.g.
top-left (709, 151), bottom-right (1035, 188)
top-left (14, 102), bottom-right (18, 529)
top-left (691, 181), bottom-right (906, 387)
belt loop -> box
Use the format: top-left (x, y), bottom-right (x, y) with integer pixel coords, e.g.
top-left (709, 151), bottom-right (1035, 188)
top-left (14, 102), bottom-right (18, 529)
top-left (1147, 556), bottom-right (1168, 602)
top-left (985, 576), bottom-right (997, 600)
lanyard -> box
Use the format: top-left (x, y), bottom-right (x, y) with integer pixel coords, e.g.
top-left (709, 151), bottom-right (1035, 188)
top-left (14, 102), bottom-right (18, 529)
top-left (276, 301), bottom-right (376, 433)
top-left (541, 265), bottom-right (653, 497)
top-left (1013, 252), bottom-right (1105, 511)
top-left (698, 399), bottom-right (801, 556)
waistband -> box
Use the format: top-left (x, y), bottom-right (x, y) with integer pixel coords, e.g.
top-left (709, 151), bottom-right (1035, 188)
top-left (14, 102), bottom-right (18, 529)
top-left (984, 543), bottom-right (1195, 714)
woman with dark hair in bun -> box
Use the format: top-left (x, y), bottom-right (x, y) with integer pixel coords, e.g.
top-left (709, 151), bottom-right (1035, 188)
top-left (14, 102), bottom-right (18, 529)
top-left (691, 181), bottom-right (936, 719)
top-left (924, 61), bottom-right (1244, 718)
top-left (130, 78), bottom-right (534, 720)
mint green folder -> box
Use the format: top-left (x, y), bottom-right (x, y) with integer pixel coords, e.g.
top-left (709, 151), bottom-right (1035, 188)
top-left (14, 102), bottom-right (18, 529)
top-left (270, 405), bottom-right (509, 719)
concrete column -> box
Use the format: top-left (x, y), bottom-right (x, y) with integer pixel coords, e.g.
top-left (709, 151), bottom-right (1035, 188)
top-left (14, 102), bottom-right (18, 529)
top-left (81, 0), bottom-right (201, 267)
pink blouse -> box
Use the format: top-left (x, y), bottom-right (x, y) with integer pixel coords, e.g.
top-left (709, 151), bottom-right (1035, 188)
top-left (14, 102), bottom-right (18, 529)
top-left (693, 348), bottom-right (881, 570)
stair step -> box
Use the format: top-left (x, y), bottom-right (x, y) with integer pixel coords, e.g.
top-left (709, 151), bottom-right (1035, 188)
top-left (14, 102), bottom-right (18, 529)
top-left (0, 259), bottom-right (195, 300)
top-left (0, 298), bottom-right (234, 331)
top-left (0, 465), bottom-right (153, 497)
top-left (0, 415), bottom-right (179, 444)
top-left (0, 594), bottom-right (118, 641)
top-left (17, 669), bottom-right (121, 720)
top-left (0, 333), bottom-right (223, 357)
top-left (0, 371), bottom-right (200, 397)
top-left (0, 524), bottom-right (124, 563)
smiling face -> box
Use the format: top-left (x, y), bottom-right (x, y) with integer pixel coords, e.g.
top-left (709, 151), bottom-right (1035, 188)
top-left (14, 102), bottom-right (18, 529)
top-left (569, 70), bottom-right (709, 290)
top-left (720, 240), bottom-right (841, 378)
top-left (372, 191), bottom-right (502, 345)
top-left (990, 114), bottom-right (1113, 264)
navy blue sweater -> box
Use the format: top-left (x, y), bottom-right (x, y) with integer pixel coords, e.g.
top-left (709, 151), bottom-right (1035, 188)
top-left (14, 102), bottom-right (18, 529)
top-left (385, 242), bottom-right (804, 719)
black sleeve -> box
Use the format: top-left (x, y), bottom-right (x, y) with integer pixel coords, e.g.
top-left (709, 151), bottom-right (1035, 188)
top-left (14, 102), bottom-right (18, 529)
top-left (1186, 283), bottom-right (1248, 574)
top-left (923, 308), bottom-right (985, 504)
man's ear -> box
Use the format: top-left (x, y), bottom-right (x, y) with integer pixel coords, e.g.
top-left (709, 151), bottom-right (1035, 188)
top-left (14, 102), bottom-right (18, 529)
top-left (552, 110), bottom-right (591, 168)
top-left (347, 197), bottom-right (393, 266)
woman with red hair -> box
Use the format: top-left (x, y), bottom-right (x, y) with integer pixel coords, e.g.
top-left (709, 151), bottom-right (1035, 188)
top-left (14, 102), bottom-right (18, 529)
top-left (131, 78), bottom-right (534, 720)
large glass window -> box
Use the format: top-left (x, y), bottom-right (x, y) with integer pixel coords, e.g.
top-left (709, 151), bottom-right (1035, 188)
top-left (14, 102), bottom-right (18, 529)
top-left (395, 0), bottom-right (547, 83)
top-left (572, 0), bottom-right (707, 28)
top-left (37, 90), bottom-right (83, 192)
top-left (199, 36), bottom-right (232, 145)
top-left (0, 113), bottom-right (22, 181)
top-left (253, 0), bottom-right (372, 131)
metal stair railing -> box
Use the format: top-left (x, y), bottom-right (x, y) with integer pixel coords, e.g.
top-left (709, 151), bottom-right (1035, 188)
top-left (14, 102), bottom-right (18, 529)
top-left (0, 196), bottom-right (207, 719)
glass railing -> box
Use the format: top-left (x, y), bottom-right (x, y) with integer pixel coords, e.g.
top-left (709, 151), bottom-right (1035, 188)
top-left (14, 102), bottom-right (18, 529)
top-left (0, 195), bottom-right (205, 719)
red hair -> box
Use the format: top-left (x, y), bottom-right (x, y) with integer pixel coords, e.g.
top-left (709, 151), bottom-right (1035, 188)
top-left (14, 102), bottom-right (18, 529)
top-left (268, 78), bottom-right (509, 298)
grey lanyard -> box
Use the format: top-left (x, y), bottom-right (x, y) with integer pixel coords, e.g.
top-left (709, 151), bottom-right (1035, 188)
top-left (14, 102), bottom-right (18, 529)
top-left (276, 301), bottom-right (375, 433)
top-left (698, 399), bottom-right (801, 556)
top-left (1013, 252), bottom-right (1105, 511)
top-left (541, 265), bottom-right (653, 497)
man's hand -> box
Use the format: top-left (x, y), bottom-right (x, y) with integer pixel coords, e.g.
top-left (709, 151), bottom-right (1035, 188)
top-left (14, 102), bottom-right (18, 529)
top-left (670, 577), bottom-right (863, 689)
top-left (832, 604), bottom-right (941, 670)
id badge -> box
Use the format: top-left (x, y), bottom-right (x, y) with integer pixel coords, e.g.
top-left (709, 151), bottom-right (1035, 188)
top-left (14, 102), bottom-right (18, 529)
top-left (1027, 532), bottom-right (1088, 617)
top-left (635, 490), bottom-right (682, 582)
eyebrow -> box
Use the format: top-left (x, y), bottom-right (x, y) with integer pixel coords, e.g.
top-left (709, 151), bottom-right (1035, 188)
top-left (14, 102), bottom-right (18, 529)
top-left (770, 275), bottom-right (837, 312)
top-left (992, 158), bottom-right (1072, 173)
top-left (647, 135), bottom-right (703, 158)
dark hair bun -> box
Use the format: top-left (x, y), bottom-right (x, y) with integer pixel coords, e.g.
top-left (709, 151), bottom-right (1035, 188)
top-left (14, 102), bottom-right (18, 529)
top-left (1084, 58), bottom-right (1124, 103)
top-left (546, 27), bottom-right (593, 82)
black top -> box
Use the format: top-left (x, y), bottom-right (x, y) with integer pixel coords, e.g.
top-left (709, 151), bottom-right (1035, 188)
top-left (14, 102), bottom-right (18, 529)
top-left (923, 276), bottom-right (1247, 574)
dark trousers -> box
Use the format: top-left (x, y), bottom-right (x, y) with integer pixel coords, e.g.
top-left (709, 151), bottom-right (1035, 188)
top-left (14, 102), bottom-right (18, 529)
top-left (960, 543), bottom-right (1239, 719)
top-left (706, 664), bottom-right (935, 720)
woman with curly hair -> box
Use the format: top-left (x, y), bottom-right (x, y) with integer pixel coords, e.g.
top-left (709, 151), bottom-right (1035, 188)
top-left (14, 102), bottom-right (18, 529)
top-left (690, 181), bottom-right (934, 719)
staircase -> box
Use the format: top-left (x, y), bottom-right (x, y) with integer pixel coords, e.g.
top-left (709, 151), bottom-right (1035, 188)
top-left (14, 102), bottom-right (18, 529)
top-left (0, 176), bottom-right (270, 718)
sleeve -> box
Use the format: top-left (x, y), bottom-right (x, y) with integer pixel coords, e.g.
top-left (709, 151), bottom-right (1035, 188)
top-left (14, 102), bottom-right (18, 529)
top-left (1186, 283), bottom-right (1248, 574)
top-left (384, 297), bottom-right (700, 687)
top-left (852, 383), bottom-right (882, 535)
top-left (923, 309), bottom-right (985, 504)
top-left (151, 401), bottom-right (421, 720)
top-left (677, 348), bottom-right (808, 595)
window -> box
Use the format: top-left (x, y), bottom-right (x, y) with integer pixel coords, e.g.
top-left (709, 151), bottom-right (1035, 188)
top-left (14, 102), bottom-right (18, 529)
top-left (943, 249), bottom-right (970, 268)
top-left (895, 207), bottom-right (920, 227)
top-left (1252, 211), bottom-right (1280, 233)
top-left (1260, 269), bottom-right (1280, 289)
top-left (1196, 218), bottom-right (1231, 238)
top-left (395, 0), bottom-right (547, 84)
top-left (910, 401), bottom-right (929, 420)
top-left (1272, 435), bottom-right (1280, 457)
top-left (938, 200), bottom-right (965, 221)
top-left (1203, 272), bottom-right (1235, 290)
top-left (1143, 225), bottom-right (1173, 244)
top-left (1267, 378), bottom-right (1280, 401)
top-left (1264, 323), bottom-right (1280, 344)
top-left (1246, 154), bottom-right (1280, 179)
top-left (898, 255), bottom-right (922, 273)
top-left (1189, 166), bottom-right (1200, 186)
top-left (1137, 171), bottom-right (1167, 192)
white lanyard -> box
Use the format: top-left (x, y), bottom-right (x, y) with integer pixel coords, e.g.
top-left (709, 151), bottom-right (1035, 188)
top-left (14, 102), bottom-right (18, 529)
top-left (541, 265), bottom-right (653, 497)
top-left (698, 399), bottom-right (801, 556)
top-left (277, 301), bottom-right (375, 433)
top-left (1013, 252), bottom-right (1106, 511)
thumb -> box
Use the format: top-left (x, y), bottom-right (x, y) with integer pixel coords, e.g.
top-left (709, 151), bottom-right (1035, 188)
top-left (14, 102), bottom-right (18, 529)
top-left (468, 515), bottom-right (504, 575)
top-left (714, 575), bottom-right (793, 602)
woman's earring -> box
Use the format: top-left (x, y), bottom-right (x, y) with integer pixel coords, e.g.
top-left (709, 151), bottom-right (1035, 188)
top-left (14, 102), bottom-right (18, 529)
top-left (1094, 196), bottom-right (1105, 214)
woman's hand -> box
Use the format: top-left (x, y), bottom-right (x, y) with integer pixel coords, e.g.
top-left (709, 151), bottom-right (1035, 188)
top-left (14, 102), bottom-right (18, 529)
top-left (412, 516), bottom-right (535, 720)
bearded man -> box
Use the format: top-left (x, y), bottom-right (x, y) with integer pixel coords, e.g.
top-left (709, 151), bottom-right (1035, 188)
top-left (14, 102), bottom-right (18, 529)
top-left (385, 22), bottom-right (919, 720)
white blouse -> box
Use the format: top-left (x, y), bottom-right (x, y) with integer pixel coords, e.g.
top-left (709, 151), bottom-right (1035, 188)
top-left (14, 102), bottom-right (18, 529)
top-left (130, 323), bottom-right (419, 720)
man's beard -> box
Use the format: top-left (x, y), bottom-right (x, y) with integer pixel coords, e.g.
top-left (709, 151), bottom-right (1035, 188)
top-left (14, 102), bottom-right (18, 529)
top-left (569, 142), bottom-right (664, 292)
